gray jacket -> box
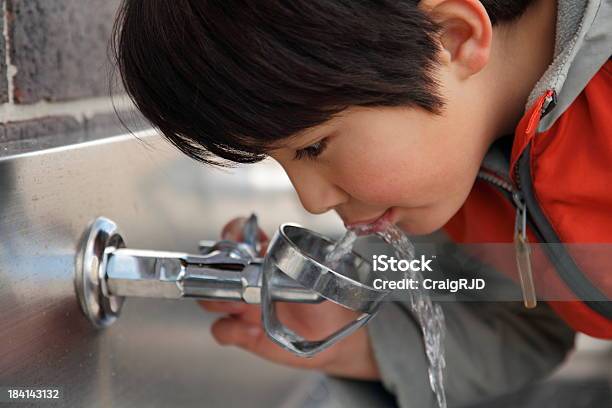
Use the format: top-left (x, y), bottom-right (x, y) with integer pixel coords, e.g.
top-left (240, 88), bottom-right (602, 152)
top-left (303, 1), bottom-right (611, 407)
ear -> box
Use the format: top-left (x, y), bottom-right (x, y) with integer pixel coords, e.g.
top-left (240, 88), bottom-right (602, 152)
top-left (419, 0), bottom-right (492, 79)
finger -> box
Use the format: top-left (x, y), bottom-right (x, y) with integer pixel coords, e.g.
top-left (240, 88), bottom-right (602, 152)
top-left (221, 217), bottom-right (248, 241)
top-left (221, 217), bottom-right (270, 255)
top-left (197, 300), bottom-right (250, 314)
top-left (211, 316), bottom-right (263, 347)
top-left (258, 237), bottom-right (270, 256)
top-left (198, 300), bottom-right (262, 324)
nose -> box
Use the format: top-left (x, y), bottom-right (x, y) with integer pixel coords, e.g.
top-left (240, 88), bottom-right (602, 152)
top-left (283, 164), bottom-right (348, 215)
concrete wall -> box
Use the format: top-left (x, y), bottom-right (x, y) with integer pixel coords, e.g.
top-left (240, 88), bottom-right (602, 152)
top-left (0, 0), bottom-right (145, 156)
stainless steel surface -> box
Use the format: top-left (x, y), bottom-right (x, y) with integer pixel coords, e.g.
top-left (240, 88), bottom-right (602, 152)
top-left (0, 130), bottom-right (344, 407)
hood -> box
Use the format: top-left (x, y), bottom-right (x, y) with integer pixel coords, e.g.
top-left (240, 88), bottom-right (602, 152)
top-left (482, 0), bottom-right (612, 178)
top-left (528, 0), bottom-right (612, 132)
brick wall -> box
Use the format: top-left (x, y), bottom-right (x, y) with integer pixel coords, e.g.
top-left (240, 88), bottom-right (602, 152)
top-left (0, 0), bottom-right (146, 156)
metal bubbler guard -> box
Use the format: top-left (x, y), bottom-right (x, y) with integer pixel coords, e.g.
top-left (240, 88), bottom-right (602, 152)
top-left (261, 223), bottom-right (390, 356)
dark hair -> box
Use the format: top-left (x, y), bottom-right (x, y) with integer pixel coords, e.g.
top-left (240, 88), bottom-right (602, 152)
top-left (112, 0), bottom-right (535, 166)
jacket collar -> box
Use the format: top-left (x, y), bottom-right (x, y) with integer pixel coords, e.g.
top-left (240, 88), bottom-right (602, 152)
top-left (482, 0), bottom-right (609, 179)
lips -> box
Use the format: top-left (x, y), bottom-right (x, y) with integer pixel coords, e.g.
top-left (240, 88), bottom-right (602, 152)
top-left (344, 208), bottom-right (395, 233)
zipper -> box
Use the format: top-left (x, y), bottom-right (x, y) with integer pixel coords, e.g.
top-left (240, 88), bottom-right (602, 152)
top-left (512, 191), bottom-right (537, 308)
top-left (476, 170), bottom-right (514, 194)
top-left (476, 169), bottom-right (537, 308)
top-left (476, 90), bottom-right (556, 309)
top-left (510, 157), bottom-right (538, 309)
top-left (479, 89), bottom-right (612, 318)
top-left (501, 90), bottom-right (555, 309)
top-left (514, 90), bottom-right (556, 190)
top-left (511, 90), bottom-right (612, 318)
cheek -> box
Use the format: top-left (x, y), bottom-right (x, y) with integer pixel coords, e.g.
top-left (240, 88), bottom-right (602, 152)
top-left (348, 174), bottom-right (406, 204)
top-left (330, 146), bottom-right (427, 205)
top-left (331, 136), bottom-right (481, 208)
top-left (326, 104), bottom-right (491, 208)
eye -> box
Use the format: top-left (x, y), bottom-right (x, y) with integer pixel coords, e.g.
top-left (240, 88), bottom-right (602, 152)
top-left (294, 138), bottom-right (328, 160)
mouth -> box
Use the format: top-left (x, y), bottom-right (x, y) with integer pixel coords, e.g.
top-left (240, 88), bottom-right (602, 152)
top-left (343, 208), bottom-right (395, 234)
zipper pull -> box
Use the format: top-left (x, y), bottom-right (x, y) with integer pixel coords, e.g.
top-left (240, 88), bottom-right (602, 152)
top-left (513, 191), bottom-right (537, 308)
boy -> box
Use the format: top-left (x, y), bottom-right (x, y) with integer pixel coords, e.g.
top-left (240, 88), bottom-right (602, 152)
top-left (112, 1), bottom-right (610, 406)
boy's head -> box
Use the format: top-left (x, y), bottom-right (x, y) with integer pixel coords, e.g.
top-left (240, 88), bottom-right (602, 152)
top-left (114, 0), bottom-right (538, 234)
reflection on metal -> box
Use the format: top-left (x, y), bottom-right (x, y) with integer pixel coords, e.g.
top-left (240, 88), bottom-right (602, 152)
top-left (75, 216), bottom-right (388, 357)
top-left (0, 130), bottom-right (342, 407)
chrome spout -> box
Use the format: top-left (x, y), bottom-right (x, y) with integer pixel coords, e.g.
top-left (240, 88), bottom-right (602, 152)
top-left (74, 217), bottom-right (321, 330)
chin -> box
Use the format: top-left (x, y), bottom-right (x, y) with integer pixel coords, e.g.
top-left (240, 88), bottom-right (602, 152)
top-left (397, 221), bottom-right (440, 236)
top-left (396, 210), bottom-right (451, 236)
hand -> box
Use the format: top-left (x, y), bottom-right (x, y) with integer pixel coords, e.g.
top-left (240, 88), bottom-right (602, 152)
top-left (198, 216), bottom-right (381, 380)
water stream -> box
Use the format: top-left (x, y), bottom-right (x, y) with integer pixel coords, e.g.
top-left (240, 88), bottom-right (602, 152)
top-left (325, 222), bottom-right (447, 408)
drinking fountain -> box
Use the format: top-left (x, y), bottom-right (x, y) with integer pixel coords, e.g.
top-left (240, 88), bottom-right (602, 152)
top-left (74, 215), bottom-right (390, 357)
